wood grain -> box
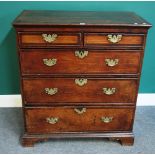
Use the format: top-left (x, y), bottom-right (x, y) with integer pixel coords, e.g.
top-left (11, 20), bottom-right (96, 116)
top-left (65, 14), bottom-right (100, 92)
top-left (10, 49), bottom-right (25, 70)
top-left (25, 106), bottom-right (134, 134)
top-left (84, 33), bottom-right (144, 47)
top-left (20, 49), bottom-right (142, 75)
top-left (13, 10), bottom-right (151, 27)
top-left (21, 132), bottom-right (134, 147)
top-left (22, 78), bottom-right (138, 104)
top-left (19, 32), bottom-right (81, 47)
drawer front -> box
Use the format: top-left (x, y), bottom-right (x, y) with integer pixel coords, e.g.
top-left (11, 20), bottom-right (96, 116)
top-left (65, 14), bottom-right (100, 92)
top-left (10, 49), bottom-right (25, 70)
top-left (84, 33), bottom-right (144, 48)
top-left (20, 49), bottom-right (142, 75)
top-left (25, 107), bottom-right (134, 134)
top-left (23, 78), bottom-right (138, 105)
top-left (19, 32), bottom-right (81, 47)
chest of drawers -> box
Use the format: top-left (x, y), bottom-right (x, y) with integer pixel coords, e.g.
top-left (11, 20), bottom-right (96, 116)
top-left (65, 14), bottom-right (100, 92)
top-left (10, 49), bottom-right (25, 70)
top-left (13, 10), bottom-right (151, 147)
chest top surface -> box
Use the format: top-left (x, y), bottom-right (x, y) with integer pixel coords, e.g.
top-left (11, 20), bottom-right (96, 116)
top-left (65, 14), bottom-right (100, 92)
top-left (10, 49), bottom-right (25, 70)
top-left (13, 10), bottom-right (151, 27)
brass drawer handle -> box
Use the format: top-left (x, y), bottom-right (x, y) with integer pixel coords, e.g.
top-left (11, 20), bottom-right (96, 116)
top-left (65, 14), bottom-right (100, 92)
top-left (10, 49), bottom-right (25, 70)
top-left (46, 117), bottom-right (59, 124)
top-left (102, 88), bottom-right (116, 95)
top-left (45, 88), bottom-right (58, 95)
top-left (43, 58), bottom-right (57, 66)
top-left (101, 117), bottom-right (113, 123)
top-left (75, 78), bottom-right (87, 86)
top-left (42, 33), bottom-right (57, 43)
top-left (74, 107), bottom-right (86, 114)
top-left (75, 50), bottom-right (88, 59)
top-left (105, 59), bottom-right (119, 67)
top-left (107, 34), bottom-right (122, 43)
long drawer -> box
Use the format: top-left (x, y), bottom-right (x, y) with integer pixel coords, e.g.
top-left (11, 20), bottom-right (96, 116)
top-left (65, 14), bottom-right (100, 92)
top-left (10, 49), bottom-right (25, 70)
top-left (22, 78), bottom-right (138, 105)
top-left (25, 106), bottom-right (134, 134)
top-left (20, 49), bottom-right (142, 75)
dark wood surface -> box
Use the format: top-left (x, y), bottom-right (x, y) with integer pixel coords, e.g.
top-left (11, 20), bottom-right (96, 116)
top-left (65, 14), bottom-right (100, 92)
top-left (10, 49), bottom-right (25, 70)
top-left (18, 32), bottom-right (145, 49)
top-left (13, 10), bottom-right (151, 27)
top-left (15, 26), bottom-right (150, 33)
top-left (22, 132), bottom-right (134, 147)
top-left (20, 49), bottom-right (142, 75)
top-left (19, 32), bottom-right (81, 47)
top-left (13, 10), bottom-right (151, 147)
top-left (25, 106), bottom-right (134, 134)
top-left (84, 33), bottom-right (144, 47)
top-left (22, 78), bottom-right (138, 104)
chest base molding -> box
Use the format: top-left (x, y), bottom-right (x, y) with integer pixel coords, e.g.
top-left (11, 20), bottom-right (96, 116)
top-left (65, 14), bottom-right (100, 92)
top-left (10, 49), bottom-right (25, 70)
top-left (22, 132), bottom-right (134, 147)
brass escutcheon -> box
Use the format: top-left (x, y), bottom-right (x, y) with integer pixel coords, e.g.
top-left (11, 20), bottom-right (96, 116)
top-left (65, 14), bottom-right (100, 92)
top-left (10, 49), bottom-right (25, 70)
top-left (102, 88), bottom-right (116, 95)
top-left (43, 58), bottom-right (57, 66)
top-left (42, 33), bottom-right (57, 43)
top-left (75, 50), bottom-right (88, 59)
top-left (75, 78), bottom-right (88, 86)
top-left (107, 34), bottom-right (122, 43)
top-left (105, 59), bottom-right (119, 67)
top-left (74, 107), bottom-right (87, 114)
top-left (101, 117), bottom-right (113, 123)
top-left (45, 88), bottom-right (58, 95)
top-left (46, 117), bottom-right (59, 124)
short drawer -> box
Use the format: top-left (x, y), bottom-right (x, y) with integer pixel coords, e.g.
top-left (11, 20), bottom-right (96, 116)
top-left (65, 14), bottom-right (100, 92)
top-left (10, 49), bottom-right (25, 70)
top-left (22, 78), bottom-right (138, 105)
top-left (25, 107), bottom-right (134, 134)
top-left (18, 32), bottom-right (81, 48)
top-left (84, 33), bottom-right (144, 49)
top-left (20, 49), bottom-right (142, 75)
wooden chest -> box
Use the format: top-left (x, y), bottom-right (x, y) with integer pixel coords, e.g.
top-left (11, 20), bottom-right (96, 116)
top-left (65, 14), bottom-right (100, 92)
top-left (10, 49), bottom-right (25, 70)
top-left (13, 10), bottom-right (151, 147)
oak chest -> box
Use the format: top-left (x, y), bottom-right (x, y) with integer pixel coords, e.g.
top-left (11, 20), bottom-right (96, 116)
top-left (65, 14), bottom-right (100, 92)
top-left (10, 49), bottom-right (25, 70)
top-left (13, 10), bottom-right (151, 146)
